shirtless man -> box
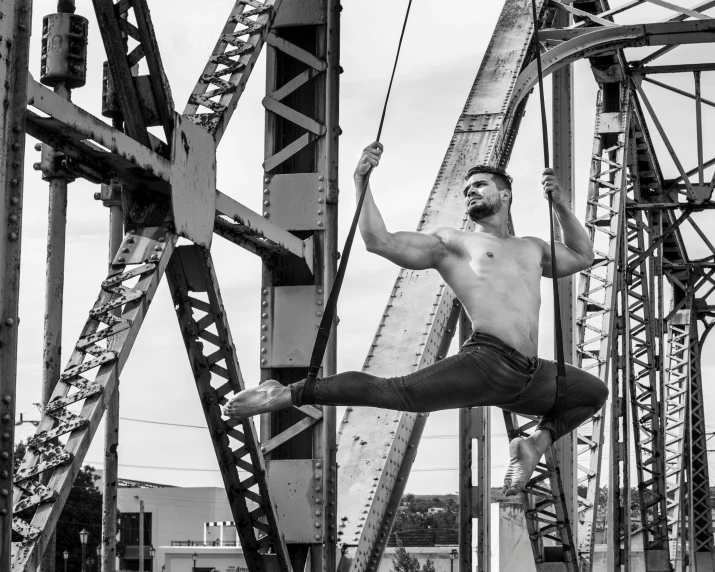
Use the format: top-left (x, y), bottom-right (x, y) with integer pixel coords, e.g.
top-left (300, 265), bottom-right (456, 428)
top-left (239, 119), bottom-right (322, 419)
top-left (224, 142), bottom-right (608, 496)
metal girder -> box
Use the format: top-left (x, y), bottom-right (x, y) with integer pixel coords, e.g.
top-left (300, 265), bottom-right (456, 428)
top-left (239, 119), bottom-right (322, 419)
top-left (623, 162), bottom-right (671, 568)
top-left (0, 1), bottom-right (32, 570)
top-left (335, 2), bottom-right (549, 572)
top-left (503, 411), bottom-right (579, 571)
top-left (458, 314), bottom-right (491, 572)
top-left (184, 0), bottom-right (283, 146)
top-left (684, 305), bottom-right (715, 570)
top-left (575, 85), bottom-right (630, 572)
top-left (26, 76), bottom-right (313, 267)
top-left (608, 259), bottom-right (633, 572)
top-left (259, 3), bottom-right (340, 572)
top-left (551, 5), bottom-right (579, 542)
top-left (167, 245), bottom-right (292, 572)
top-left (504, 19), bottom-right (715, 135)
top-left (92, 0), bottom-right (175, 145)
top-left (10, 226), bottom-right (177, 571)
top-left (664, 313), bottom-right (690, 571)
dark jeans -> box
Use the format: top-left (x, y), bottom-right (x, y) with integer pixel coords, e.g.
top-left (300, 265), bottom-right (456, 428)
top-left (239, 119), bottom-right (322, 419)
top-left (290, 331), bottom-right (608, 442)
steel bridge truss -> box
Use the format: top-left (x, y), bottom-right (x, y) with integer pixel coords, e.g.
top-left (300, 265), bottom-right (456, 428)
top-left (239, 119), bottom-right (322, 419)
top-left (1, 1), bottom-right (715, 572)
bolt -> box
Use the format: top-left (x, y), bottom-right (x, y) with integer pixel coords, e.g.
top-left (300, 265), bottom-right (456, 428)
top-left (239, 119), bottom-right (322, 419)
top-left (2, 396), bottom-right (10, 404)
top-left (117, 257), bottom-right (125, 262)
top-left (34, 143), bottom-right (41, 151)
top-left (4, 319), bottom-right (13, 327)
top-left (263, 212), bottom-right (269, 218)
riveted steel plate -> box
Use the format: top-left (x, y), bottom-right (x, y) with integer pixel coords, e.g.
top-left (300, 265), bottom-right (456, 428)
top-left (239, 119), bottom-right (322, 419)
top-left (595, 112), bottom-right (624, 134)
top-left (263, 173), bottom-right (327, 231)
top-left (112, 227), bottom-right (172, 265)
top-left (260, 285), bottom-right (324, 368)
top-left (170, 112), bottom-right (216, 248)
top-left (274, 0), bottom-right (326, 27)
top-left (455, 112), bottom-right (503, 133)
top-left (267, 459), bottom-right (323, 543)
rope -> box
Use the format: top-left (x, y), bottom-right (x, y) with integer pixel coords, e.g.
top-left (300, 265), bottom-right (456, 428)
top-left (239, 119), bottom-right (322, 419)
top-left (531, 0), bottom-right (567, 416)
top-left (303, 0), bottom-right (413, 401)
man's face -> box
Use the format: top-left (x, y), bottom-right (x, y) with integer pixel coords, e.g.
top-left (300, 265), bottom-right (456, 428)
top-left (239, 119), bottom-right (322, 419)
top-left (463, 173), bottom-right (506, 222)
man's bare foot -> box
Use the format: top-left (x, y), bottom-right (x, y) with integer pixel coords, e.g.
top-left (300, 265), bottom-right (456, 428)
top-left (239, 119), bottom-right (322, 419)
top-left (502, 436), bottom-right (543, 496)
top-left (223, 380), bottom-right (292, 420)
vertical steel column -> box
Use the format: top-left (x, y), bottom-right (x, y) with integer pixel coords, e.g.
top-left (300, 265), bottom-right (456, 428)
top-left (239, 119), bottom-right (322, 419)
top-left (664, 312), bottom-right (690, 572)
top-left (574, 83), bottom-right (630, 572)
top-left (0, 0), bottom-right (32, 569)
top-left (686, 303), bottom-right (715, 572)
top-left (101, 182), bottom-right (123, 572)
top-left (608, 233), bottom-right (631, 572)
top-left (260, 2), bottom-right (339, 571)
top-left (550, 6), bottom-right (577, 532)
top-left (458, 313), bottom-right (490, 572)
top-left (39, 5), bottom-right (80, 568)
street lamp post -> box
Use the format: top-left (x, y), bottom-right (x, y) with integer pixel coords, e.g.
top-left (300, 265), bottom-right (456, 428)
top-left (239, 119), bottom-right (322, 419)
top-left (192, 552), bottom-right (198, 572)
top-left (149, 545), bottom-right (156, 572)
top-left (449, 549), bottom-right (458, 572)
top-left (63, 550), bottom-right (69, 572)
top-left (79, 528), bottom-right (89, 572)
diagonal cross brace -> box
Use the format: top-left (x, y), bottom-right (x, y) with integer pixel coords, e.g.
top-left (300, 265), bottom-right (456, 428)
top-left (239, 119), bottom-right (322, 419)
top-left (167, 245), bottom-right (291, 572)
top-left (10, 227), bottom-right (177, 572)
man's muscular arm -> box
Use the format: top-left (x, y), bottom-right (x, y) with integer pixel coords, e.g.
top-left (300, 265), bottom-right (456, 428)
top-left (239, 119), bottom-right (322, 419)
top-left (355, 142), bottom-right (448, 270)
top-left (532, 168), bottom-right (594, 278)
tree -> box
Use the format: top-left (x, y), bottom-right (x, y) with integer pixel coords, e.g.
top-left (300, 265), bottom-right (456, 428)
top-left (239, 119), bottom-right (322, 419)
top-left (54, 465), bottom-right (103, 571)
top-left (392, 539), bottom-right (420, 572)
top-left (392, 539), bottom-right (435, 572)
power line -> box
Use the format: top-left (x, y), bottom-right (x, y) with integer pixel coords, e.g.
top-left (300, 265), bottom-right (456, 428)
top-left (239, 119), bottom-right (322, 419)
top-left (119, 417), bottom-right (206, 430)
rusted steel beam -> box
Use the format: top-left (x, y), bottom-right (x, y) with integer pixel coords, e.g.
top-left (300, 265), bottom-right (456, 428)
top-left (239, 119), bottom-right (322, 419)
top-left (184, 0), bottom-right (283, 146)
top-left (0, 0), bottom-right (32, 570)
top-left (91, 0), bottom-right (151, 146)
top-left (167, 246), bottom-right (292, 572)
top-left (128, 0), bottom-right (175, 141)
top-left (27, 77), bottom-right (312, 266)
top-left (12, 228), bottom-right (177, 571)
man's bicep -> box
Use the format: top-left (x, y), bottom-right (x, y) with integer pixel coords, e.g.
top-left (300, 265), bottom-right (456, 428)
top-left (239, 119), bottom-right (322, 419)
top-left (380, 230), bottom-right (446, 270)
top-left (552, 242), bottom-right (592, 277)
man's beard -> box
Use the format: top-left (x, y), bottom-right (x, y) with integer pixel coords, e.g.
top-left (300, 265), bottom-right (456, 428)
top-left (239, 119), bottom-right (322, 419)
top-left (467, 195), bottom-right (502, 222)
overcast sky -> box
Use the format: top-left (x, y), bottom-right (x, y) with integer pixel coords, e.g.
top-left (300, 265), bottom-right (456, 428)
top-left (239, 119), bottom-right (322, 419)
top-left (13, 0), bottom-right (715, 500)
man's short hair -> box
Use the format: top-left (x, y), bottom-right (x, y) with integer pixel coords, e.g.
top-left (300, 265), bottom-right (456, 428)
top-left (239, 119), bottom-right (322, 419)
top-left (464, 165), bottom-right (513, 191)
